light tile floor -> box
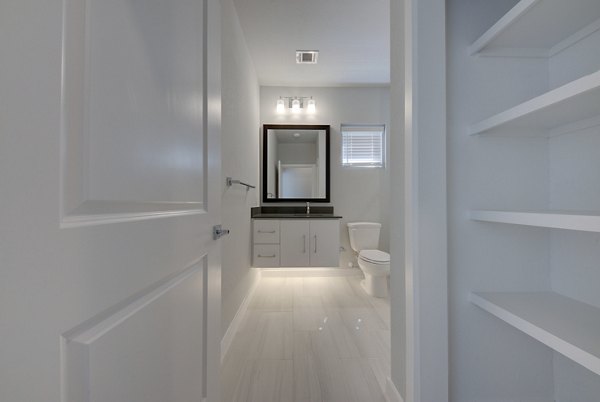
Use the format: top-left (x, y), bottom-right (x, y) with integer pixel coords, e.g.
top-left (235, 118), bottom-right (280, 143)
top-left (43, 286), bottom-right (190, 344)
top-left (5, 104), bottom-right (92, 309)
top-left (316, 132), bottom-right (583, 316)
top-left (221, 272), bottom-right (390, 402)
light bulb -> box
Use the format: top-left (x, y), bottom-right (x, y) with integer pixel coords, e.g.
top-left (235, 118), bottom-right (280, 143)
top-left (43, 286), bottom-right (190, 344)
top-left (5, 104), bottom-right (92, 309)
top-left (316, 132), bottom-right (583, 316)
top-left (307, 98), bottom-right (316, 113)
top-left (276, 98), bottom-right (285, 113)
top-left (291, 98), bottom-right (301, 113)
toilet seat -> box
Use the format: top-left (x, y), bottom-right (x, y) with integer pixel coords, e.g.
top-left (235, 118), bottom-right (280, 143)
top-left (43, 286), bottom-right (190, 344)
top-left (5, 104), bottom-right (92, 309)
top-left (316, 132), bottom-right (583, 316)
top-left (358, 249), bottom-right (390, 265)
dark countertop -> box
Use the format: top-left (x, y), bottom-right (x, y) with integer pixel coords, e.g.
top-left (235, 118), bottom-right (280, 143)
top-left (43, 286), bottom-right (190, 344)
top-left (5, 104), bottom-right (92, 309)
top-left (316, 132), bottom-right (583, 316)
top-left (251, 206), bottom-right (342, 219)
top-left (252, 213), bottom-right (342, 219)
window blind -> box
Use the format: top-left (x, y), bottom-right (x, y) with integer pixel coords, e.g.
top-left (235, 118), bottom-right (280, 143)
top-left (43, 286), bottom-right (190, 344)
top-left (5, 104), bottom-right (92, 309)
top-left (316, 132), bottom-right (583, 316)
top-left (341, 125), bottom-right (385, 167)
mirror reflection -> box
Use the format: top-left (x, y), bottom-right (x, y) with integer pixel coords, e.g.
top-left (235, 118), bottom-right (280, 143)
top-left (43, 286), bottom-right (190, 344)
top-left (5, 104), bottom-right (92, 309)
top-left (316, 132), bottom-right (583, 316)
top-left (263, 125), bottom-right (330, 202)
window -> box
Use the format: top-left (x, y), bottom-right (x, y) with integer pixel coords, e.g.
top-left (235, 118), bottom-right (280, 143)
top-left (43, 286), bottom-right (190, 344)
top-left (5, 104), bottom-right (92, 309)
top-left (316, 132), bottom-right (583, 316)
top-left (341, 124), bottom-right (386, 167)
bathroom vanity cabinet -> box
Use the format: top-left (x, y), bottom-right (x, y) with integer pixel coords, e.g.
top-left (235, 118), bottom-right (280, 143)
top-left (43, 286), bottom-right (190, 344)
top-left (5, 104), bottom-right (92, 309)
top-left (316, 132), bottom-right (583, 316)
top-left (252, 219), bottom-right (340, 267)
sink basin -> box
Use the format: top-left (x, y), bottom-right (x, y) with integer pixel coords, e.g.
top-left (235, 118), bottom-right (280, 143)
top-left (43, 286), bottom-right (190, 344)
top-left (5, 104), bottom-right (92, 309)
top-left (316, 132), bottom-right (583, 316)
top-left (293, 213), bottom-right (331, 217)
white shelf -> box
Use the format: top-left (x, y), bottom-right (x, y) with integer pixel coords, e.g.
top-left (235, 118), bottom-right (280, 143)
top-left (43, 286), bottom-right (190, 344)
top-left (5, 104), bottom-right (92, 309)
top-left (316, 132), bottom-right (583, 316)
top-left (471, 292), bottom-right (600, 376)
top-left (468, 70), bottom-right (600, 136)
top-left (470, 210), bottom-right (600, 233)
top-left (469, 0), bottom-right (600, 57)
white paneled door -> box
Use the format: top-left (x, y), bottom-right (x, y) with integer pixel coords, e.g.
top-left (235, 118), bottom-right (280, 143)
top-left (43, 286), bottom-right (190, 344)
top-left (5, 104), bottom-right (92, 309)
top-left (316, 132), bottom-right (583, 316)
top-left (0, 0), bottom-right (222, 401)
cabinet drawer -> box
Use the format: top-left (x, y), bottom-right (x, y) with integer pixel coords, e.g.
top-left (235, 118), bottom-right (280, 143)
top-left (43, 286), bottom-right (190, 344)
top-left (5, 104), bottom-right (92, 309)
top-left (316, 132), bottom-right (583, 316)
top-left (253, 220), bottom-right (280, 244)
top-left (253, 245), bottom-right (280, 267)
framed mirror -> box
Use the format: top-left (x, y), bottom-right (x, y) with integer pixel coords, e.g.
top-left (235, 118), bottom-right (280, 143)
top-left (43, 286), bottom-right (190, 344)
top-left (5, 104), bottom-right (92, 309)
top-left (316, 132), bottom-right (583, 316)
top-left (263, 124), bottom-right (330, 203)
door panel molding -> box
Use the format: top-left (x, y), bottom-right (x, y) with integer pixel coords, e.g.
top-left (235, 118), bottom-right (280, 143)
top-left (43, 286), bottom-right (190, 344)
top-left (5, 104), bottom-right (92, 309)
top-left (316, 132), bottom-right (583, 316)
top-left (61, 257), bottom-right (207, 402)
top-left (60, 200), bottom-right (205, 228)
top-left (59, 0), bottom-right (208, 227)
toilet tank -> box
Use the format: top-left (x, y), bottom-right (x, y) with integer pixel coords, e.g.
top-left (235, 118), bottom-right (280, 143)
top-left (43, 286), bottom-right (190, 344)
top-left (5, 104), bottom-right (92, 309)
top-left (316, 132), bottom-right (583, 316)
top-left (347, 222), bottom-right (381, 252)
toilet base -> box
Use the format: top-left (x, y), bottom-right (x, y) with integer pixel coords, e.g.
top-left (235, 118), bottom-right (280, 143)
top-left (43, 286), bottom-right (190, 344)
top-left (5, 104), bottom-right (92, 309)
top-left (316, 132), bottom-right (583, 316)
top-left (361, 274), bottom-right (388, 298)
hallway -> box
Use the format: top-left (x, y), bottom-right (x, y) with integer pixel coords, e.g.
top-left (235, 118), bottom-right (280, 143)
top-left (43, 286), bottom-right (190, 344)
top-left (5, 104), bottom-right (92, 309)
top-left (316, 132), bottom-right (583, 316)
top-left (221, 272), bottom-right (390, 402)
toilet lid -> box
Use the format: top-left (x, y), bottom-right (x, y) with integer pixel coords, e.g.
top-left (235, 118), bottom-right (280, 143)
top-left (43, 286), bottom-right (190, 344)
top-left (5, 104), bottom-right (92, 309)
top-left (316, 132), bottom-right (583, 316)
top-left (359, 249), bottom-right (390, 264)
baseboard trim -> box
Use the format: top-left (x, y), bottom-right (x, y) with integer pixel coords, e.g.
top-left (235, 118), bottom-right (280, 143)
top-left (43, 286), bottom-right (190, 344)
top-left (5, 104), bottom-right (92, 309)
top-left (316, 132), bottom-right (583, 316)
top-left (385, 377), bottom-right (404, 402)
top-left (220, 269), bottom-right (261, 363)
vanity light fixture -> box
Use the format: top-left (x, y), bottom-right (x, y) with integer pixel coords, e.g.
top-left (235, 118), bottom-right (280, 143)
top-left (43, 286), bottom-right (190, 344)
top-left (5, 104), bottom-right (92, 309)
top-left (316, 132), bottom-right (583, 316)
top-left (276, 98), bottom-right (285, 113)
top-left (291, 98), bottom-right (301, 113)
top-left (275, 96), bottom-right (316, 113)
top-left (307, 97), bottom-right (316, 113)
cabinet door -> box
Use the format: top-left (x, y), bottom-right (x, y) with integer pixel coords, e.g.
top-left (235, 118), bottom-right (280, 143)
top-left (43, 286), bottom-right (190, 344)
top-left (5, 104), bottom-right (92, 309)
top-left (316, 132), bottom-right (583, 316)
top-left (310, 220), bottom-right (340, 267)
top-left (280, 220), bottom-right (310, 267)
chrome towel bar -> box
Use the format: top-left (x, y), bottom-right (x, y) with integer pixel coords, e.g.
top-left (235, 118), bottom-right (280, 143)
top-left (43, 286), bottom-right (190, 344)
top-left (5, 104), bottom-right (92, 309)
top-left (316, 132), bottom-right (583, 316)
top-left (226, 177), bottom-right (255, 189)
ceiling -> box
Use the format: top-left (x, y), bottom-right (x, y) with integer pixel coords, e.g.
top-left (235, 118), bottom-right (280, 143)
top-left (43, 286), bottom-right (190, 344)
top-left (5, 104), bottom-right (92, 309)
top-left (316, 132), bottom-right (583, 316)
top-left (232, 0), bottom-right (390, 87)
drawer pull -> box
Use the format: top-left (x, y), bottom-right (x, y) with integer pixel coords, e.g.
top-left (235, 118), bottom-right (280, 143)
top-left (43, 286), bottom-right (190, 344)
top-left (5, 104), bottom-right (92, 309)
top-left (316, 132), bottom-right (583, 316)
top-left (258, 230), bottom-right (276, 234)
top-left (258, 254), bottom-right (277, 258)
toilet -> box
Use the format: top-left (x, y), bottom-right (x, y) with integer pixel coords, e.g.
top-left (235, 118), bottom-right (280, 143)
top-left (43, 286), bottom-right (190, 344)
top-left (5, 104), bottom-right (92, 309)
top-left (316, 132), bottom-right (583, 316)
top-left (347, 222), bottom-right (390, 298)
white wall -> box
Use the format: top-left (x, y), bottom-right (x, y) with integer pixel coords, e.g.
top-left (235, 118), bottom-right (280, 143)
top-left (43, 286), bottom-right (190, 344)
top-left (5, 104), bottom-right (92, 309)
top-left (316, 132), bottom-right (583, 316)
top-left (221, 0), bottom-right (260, 337)
top-left (260, 86), bottom-right (390, 268)
top-left (447, 0), bottom-right (556, 401)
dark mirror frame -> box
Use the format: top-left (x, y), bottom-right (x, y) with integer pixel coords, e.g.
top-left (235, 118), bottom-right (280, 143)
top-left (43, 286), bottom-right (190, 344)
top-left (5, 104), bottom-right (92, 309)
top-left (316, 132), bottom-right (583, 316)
top-left (262, 124), bottom-right (331, 203)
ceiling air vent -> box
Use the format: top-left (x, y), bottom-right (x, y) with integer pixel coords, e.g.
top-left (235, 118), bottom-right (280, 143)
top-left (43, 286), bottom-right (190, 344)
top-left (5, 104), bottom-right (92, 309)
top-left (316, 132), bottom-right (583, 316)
top-left (296, 50), bottom-right (319, 64)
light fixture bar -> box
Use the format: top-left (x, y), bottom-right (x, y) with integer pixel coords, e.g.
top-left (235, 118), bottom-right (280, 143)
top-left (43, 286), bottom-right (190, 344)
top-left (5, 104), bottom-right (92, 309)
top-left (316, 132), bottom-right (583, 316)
top-left (275, 96), bottom-right (316, 113)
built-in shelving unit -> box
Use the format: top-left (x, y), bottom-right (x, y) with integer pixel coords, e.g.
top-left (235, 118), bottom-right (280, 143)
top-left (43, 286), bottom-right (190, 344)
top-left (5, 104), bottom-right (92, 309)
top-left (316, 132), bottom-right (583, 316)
top-left (471, 292), bottom-right (600, 376)
top-left (470, 210), bottom-right (600, 233)
top-left (469, 0), bottom-right (600, 57)
top-left (468, 70), bottom-right (600, 136)
top-left (467, 0), bottom-right (600, 396)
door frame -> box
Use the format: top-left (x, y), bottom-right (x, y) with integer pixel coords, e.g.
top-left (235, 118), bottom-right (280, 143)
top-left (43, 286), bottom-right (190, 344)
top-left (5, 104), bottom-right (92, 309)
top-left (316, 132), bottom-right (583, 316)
top-left (389, 0), bottom-right (449, 401)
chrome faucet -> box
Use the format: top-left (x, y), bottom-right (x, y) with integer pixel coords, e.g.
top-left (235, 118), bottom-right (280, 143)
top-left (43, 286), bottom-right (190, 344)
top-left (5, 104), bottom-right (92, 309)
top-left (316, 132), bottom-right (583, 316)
top-left (306, 202), bottom-right (310, 215)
